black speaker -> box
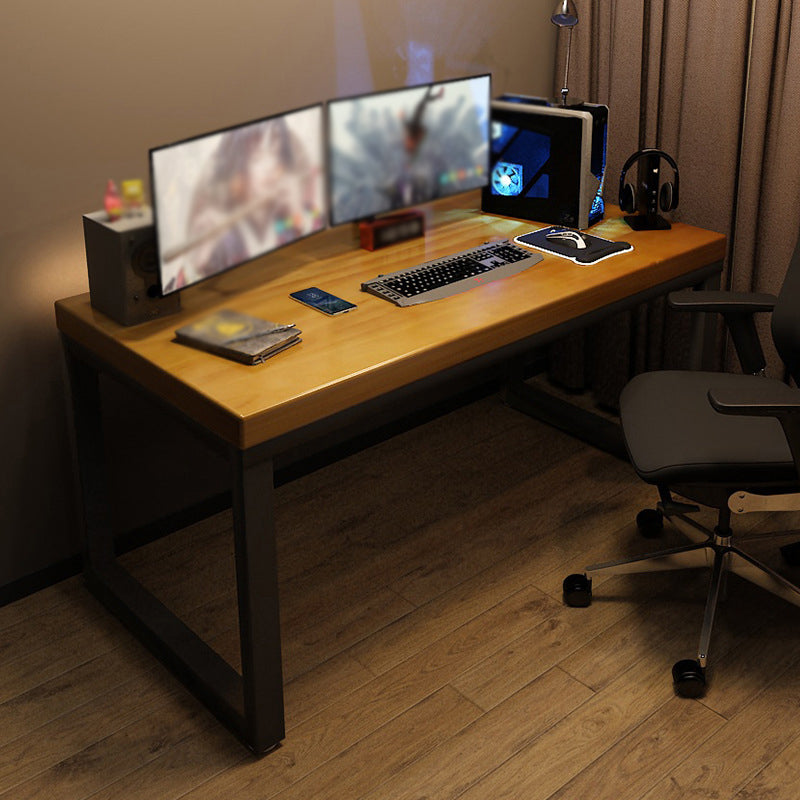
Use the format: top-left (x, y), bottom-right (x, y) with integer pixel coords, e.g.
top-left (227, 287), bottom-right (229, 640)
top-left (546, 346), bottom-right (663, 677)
top-left (83, 209), bottom-right (180, 326)
top-left (618, 148), bottom-right (679, 231)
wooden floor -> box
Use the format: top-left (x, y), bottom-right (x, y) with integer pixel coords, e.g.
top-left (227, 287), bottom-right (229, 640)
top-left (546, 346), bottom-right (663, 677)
top-left (5, 392), bottom-right (800, 799)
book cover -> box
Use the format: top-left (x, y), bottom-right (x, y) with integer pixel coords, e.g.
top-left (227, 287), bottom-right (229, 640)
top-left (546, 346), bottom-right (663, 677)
top-left (174, 309), bottom-right (301, 365)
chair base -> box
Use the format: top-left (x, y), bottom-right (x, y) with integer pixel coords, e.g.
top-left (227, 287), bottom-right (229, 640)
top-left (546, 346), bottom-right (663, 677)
top-left (565, 503), bottom-right (800, 695)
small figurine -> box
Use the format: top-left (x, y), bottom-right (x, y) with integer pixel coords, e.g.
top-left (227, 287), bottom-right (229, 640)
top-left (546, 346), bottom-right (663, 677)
top-left (121, 179), bottom-right (146, 216)
top-left (104, 179), bottom-right (123, 221)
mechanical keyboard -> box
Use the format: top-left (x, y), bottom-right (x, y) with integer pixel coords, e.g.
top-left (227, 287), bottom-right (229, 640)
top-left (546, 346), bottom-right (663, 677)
top-left (361, 239), bottom-right (543, 306)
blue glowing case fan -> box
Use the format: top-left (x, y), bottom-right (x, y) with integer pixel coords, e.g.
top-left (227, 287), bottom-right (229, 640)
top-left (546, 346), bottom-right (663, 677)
top-left (482, 96), bottom-right (608, 230)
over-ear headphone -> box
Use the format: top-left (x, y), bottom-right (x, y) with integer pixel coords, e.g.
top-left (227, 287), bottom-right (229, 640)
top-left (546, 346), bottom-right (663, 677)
top-left (618, 148), bottom-right (679, 230)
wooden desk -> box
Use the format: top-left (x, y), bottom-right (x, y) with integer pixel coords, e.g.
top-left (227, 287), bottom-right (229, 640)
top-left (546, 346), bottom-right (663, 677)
top-left (55, 194), bottom-right (725, 754)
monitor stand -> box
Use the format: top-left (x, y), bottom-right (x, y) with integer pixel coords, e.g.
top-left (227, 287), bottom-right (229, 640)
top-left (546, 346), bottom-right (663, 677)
top-left (359, 210), bottom-right (425, 251)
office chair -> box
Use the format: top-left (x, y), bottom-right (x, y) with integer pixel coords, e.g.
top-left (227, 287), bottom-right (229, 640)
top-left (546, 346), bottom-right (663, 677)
top-left (563, 235), bottom-right (800, 698)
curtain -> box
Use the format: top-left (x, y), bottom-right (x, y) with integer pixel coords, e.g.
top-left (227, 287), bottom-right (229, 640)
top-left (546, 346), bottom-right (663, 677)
top-left (549, 0), bottom-right (800, 407)
top-left (731, 1), bottom-right (800, 376)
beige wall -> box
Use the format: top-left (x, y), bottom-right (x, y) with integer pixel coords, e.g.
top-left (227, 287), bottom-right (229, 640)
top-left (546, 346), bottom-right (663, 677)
top-left (0, 0), bottom-right (556, 589)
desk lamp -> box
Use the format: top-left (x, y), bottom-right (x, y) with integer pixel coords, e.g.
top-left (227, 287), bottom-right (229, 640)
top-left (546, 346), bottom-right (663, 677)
top-left (551, 0), bottom-right (579, 105)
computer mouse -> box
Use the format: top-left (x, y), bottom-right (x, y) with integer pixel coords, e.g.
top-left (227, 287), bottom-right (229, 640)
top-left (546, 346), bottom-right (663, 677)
top-left (545, 229), bottom-right (587, 249)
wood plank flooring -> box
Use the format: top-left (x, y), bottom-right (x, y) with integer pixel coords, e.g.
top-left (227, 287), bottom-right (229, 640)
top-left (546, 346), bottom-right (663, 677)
top-left (4, 391), bottom-right (800, 799)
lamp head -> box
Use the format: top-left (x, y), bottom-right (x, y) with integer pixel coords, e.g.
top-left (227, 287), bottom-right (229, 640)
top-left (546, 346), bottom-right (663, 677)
top-left (551, 0), bottom-right (578, 28)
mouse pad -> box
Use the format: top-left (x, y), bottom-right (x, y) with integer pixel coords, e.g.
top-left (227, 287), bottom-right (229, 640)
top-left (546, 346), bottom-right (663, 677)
top-left (514, 226), bottom-right (633, 265)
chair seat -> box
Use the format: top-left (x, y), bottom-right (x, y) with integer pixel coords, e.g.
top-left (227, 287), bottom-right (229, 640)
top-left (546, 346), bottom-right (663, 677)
top-left (621, 371), bottom-right (796, 487)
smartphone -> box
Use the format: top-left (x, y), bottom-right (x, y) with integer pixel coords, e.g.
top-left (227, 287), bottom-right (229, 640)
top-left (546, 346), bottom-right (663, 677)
top-left (289, 287), bottom-right (357, 316)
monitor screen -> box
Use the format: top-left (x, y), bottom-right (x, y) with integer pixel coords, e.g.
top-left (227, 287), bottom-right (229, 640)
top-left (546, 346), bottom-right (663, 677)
top-left (150, 104), bottom-right (326, 295)
top-left (326, 74), bottom-right (491, 227)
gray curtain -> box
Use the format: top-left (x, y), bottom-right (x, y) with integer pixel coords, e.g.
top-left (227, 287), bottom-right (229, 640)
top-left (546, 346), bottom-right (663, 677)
top-left (549, 0), bottom-right (800, 407)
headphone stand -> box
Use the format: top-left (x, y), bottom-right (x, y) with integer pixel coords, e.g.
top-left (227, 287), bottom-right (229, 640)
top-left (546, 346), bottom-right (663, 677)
top-left (619, 149), bottom-right (679, 232)
top-left (624, 212), bottom-right (671, 231)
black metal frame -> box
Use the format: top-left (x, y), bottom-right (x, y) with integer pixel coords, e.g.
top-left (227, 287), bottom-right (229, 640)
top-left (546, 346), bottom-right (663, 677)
top-left (65, 344), bottom-right (285, 754)
top-left (505, 261), bottom-right (723, 456)
top-left (60, 256), bottom-right (722, 755)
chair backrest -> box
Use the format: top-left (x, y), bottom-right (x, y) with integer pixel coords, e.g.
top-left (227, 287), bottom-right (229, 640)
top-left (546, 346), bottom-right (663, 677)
top-left (773, 234), bottom-right (800, 385)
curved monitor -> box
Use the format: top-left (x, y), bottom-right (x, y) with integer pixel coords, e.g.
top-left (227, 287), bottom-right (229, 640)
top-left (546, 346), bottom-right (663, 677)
top-left (150, 104), bottom-right (326, 295)
top-left (326, 74), bottom-right (491, 227)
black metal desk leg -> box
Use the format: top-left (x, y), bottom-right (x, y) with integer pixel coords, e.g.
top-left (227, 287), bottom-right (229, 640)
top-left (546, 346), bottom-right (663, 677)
top-left (63, 339), bottom-right (286, 755)
top-left (64, 342), bottom-right (117, 569)
top-left (231, 448), bottom-right (285, 754)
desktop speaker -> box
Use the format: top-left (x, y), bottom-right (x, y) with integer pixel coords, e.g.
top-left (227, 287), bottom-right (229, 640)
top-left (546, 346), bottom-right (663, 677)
top-left (83, 209), bottom-right (180, 326)
top-left (618, 148), bottom-right (679, 230)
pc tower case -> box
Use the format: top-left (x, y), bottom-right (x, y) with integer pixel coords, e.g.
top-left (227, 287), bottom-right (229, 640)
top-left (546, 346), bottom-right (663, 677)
top-left (482, 95), bottom-right (608, 230)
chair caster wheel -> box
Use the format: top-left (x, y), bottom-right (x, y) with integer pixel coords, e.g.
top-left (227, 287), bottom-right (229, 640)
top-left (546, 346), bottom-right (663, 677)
top-left (672, 659), bottom-right (706, 698)
top-left (636, 508), bottom-right (664, 538)
top-left (563, 573), bottom-right (592, 607)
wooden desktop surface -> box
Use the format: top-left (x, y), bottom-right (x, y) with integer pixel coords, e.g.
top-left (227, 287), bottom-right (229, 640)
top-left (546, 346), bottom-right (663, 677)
top-left (55, 193), bottom-right (726, 449)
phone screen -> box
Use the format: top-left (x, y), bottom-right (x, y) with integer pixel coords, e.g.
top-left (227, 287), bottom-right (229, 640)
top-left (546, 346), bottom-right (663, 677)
top-left (289, 287), bottom-right (357, 315)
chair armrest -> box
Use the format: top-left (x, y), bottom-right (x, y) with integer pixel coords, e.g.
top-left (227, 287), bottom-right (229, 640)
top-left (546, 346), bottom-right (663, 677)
top-left (709, 383), bottom-right (800, 470)
top-left (668, 290), bottom-right (777, 313)
top-left (669, 290), bottom-right (778, 374)
top-left (708, 384), bottom-right (800, 417)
